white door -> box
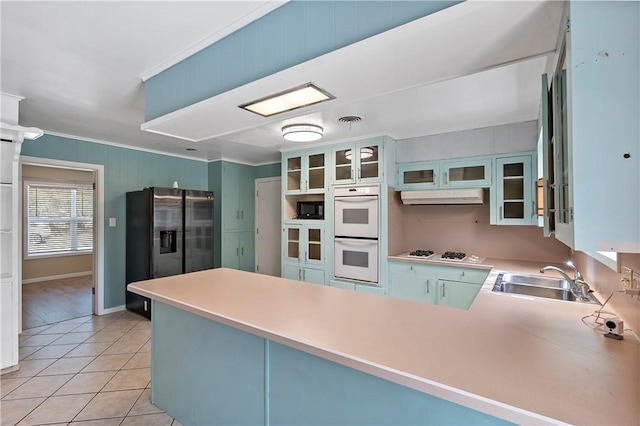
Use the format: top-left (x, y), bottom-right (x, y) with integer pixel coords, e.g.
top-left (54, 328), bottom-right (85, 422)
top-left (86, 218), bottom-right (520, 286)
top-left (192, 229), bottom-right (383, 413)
top-left (255, 178), bottom-right (281, 276)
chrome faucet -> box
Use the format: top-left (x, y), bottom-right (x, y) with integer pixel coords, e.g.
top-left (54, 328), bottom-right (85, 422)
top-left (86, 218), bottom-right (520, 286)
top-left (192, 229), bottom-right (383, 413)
top-left (540, 262), bottom-right (591, 301)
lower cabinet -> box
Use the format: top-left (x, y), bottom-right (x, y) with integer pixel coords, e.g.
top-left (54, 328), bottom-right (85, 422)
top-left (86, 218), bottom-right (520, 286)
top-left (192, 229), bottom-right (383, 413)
top-left (222, 231), bottom-right (254, 272)
top-left (283, 265), bottom-right (325, 285)
top-left (329, 279), bottom-right (386, 295)
top-left (388, 262), bottom-right (489, 310)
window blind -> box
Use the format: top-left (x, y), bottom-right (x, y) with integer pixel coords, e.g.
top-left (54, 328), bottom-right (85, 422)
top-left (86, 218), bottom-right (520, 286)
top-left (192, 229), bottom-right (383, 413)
top-left (27, 184), bottom-right (93, 256)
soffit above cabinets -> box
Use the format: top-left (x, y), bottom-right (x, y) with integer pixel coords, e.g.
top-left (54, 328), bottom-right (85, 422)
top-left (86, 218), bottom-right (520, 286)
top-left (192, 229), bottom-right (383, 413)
top-left (142, 0), bottom-right (561, 155)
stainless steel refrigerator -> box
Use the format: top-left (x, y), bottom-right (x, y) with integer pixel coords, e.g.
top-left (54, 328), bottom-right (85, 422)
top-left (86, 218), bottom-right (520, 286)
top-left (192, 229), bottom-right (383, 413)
top-left (126, 187), bottom-right (214, 318)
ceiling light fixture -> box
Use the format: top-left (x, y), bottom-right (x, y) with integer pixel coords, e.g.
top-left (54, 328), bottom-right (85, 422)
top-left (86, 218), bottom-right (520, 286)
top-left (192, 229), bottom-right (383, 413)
top-left (282, 124), bottom-right (323, 142)
top-left (345, 147), bottom-right (374, 160)
top-left (239, 83), bottom-right (335, 117)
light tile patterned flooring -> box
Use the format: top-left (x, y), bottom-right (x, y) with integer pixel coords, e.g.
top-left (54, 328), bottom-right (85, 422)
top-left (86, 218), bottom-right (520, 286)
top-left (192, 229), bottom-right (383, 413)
top-left (1, 311), bottom-right (182, 426)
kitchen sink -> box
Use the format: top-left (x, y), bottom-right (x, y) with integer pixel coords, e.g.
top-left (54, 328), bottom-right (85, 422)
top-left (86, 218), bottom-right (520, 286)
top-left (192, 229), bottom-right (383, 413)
top-left (492, 273), bottom-right (600, 304)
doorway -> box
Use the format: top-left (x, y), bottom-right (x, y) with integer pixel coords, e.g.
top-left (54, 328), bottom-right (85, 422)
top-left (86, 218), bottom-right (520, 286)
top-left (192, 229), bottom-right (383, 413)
top-left (255, 177), bottom-right (281, 276)
top-left (19, 156), bottom-right (104, 331)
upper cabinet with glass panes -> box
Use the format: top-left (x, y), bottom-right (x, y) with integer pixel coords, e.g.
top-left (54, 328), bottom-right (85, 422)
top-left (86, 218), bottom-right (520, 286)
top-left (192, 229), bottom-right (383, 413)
top-left (396, 156), bottom-right (491, 190)
top-left (283, 149), bottom-right (327, 194)
top-left (331, 139), bottom-right (383, 185)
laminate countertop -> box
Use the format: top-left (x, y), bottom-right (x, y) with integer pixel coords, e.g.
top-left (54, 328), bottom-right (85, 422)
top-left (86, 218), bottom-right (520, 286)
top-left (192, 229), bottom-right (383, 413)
top-left (128, 265), bottom-right (639, 425)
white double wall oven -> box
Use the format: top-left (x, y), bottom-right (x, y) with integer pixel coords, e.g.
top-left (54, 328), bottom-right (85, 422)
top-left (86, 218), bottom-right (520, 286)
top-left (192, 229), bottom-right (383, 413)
top-left (333, 185), bottom-right (379, 284)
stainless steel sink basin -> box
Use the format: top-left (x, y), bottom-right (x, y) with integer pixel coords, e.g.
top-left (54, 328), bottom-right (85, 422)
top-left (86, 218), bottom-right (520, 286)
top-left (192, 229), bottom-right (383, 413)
top-left (492, 273), bottom-right (600, 304)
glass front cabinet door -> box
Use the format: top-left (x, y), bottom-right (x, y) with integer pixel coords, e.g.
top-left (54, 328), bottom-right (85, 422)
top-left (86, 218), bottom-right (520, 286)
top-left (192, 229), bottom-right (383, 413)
top-left (332, 141), bottom-right (382, 184)
top-left (396, 162), bottom-right (440, 189)
top-left (441, 157), bottom-right (492, 188)
top-left (284, 151), bottom-right (326, 194)
top-left (494, 154), bottom-right (535, 225)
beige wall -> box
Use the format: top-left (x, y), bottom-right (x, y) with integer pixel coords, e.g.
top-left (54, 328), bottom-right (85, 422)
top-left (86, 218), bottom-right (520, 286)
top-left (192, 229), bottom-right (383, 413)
top-left (388, 191), bottom-right (570, 262)
top-left (22, 254), bottom-right (93, 282)
top-left (572, 252), bottom-right (640, 334)
top-left (22, 164), bottom-right (94, 282)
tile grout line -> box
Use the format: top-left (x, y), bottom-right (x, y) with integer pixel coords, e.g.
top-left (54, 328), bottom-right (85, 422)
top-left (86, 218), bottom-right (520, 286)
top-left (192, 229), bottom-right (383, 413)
top-left (4, 311), bottom-right (161, 426)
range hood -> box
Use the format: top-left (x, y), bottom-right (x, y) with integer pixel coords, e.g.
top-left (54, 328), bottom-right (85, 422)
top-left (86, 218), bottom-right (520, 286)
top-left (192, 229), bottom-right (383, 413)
top-left (400, 188), bottom-right (485, 205)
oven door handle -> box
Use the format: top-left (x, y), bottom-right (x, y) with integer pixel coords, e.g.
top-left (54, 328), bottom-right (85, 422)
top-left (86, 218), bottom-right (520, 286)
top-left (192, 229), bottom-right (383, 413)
top-left (335, 237), bottom-right (378, 247)
top-left (334, 196), bottom-right (377, 203)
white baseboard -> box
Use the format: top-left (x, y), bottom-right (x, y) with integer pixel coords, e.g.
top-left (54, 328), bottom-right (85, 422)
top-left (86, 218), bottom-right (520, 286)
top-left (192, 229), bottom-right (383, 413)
top-left (22, 271), bottom-right (92, 284)
top-left (99, 304), bottom-right (126, 315)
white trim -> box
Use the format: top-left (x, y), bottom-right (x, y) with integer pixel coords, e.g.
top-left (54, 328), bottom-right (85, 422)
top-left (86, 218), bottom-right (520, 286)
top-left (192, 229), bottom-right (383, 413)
top-left (20, 156), bottom-right (106, 316)
top-left (101, 304), bottom-right (126, 315)
top-left (43, 131), bottom-right (209, 163)
top-left (22, 271), bottom-right (92, 285)
top-left (138, 1), bottom-right (288, 81)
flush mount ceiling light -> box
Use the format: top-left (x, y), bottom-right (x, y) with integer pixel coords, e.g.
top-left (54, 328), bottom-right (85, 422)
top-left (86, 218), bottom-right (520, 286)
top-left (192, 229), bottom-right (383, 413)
top-left (282, 124), bottom-right (323, 142)
top-left (239, 83), bottom-right (335, 117)
top-left (345, 147), bottom-right (374, 160)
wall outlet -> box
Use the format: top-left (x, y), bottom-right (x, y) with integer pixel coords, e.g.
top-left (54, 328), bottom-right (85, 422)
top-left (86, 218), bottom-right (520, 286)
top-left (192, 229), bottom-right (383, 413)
top-left (620, 266), bottom-right (640, 300)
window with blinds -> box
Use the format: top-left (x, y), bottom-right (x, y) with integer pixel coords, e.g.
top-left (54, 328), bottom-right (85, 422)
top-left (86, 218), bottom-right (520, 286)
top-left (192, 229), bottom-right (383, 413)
top-left (26, 183), bottom-right (93, 256)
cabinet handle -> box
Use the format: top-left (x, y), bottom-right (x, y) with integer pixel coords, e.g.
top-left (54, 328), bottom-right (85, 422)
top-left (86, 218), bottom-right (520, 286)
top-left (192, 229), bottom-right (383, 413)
top-left (532, 201), bottom-right (535, 218)
top-left (305, 251), bottom-right (308, 262)
top-left (237, 210), bottom-right (240, 219)
top-left (425, 280), bottom-right (430, 294)
top-left (306, 180), bottom-right (308, 190)
top-left (350, 168), bottom-right (354, 180)
top-left (241, 247), bottom-right (244, 256)
top-left (499, 206), bottom-right (503, 220)
top-left (442, 283), bottom-right (446, 298)
top-left (358, 167), bottom-right (361, 180)
top-left (444, 172), bottom-right (448, 184)
top-left (236, 247), bottom-right (239, 256)
top-left (303, 269), bottom-right (306, 281)
top-left (299, 269), bottom-right (302, 280)
top-left (241, 211), bottom-right (244, 220)
top-left (410, 265), bottom-right (413, 271)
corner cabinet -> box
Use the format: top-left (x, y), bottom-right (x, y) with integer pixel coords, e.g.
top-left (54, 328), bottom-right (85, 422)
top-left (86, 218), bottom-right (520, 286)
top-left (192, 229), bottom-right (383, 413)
top-left (282, 224), bottom-right (325, 285)
top-left (543, 2), bottom-right (640, 253)
top-left (331, 139), bottom-right (383, 185)
top-left (396, 156), bottom-right (491, 190)
top-left (388, 261), bottom-right (489, 310)
top-left (490, 152), bottom-right (536, 226)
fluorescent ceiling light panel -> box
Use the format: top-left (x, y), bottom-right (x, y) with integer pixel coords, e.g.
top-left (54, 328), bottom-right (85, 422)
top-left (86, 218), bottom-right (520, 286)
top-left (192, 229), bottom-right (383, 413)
top-left (239, 83), bottom-right (335, 117)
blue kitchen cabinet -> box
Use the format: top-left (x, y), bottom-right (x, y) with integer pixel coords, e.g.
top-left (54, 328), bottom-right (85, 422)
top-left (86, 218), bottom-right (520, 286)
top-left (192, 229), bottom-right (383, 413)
top-left (329, 279), bottom-right (355, 290)
top-left (437, 280), bottom-right (482, 310)
top-left (329, 279), bottom-right (386, 295)
top-left (389, 261), bottom-right (489, 309)
top-left (395, 162), bottom-right (440, 189)
top-left (546, 2), bottom-right (639, 253)
top-left (222, 162), bottom-right (254, 231)
top-left (389, 262), bottom-right (437, 305)
top-left (283, 149), bottom-right (327, 195)
top-left (491, 153), bottom-right (536, 226)
top-left (282, 224), bottom-right (326, 284)
top-left (283, 265), bottom-right (325, 285)
top-left (331, 139), bottom-right (384, 185)
top-left (222, 231), bottom-right (254, 272)
top-left (396, 156), bottom-right (491, 190)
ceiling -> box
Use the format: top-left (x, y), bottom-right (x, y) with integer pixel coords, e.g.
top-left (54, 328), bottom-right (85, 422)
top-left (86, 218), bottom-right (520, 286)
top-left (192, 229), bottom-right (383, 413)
top-left (1, 1), bottom-right (563, 164)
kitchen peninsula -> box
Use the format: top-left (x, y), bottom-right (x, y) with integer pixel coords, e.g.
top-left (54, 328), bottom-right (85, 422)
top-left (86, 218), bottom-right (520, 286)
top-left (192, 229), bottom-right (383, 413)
top-left (128, 268), bottom-right (639, 426)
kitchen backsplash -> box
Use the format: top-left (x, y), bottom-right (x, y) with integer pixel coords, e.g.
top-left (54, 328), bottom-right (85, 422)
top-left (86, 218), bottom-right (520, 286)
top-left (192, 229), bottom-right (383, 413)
top-left (573, 251), bottom-right (640, 334)
top-left (387, 191), bottom-right (570, 261)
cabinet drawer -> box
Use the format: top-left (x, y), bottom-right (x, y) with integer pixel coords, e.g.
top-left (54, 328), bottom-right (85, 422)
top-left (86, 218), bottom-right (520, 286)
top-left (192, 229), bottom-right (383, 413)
top-left (434, 266), bottom-right (489, 284)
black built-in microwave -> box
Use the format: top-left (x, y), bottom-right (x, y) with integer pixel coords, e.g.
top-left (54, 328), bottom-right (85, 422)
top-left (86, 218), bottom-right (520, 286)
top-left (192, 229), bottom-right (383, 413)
top-left (297, 201), bottom-right (324, 219)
